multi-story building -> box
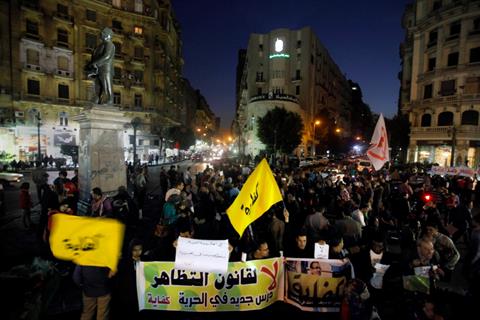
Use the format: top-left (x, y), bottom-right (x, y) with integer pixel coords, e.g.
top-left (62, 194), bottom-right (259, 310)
top-left (233, 27), bottom-right (352, 157)
top-left (0, 0), bottom-right (188, 163)
top-left (400, 0), bottom-right (480, 167)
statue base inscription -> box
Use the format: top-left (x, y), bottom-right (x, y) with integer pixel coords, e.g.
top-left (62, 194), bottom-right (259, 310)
top-left (73, 105), bottom-right (127, 215)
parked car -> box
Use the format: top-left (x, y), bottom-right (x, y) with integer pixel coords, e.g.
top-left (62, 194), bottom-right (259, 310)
top-left (0, 172), bottom-right (23, 185)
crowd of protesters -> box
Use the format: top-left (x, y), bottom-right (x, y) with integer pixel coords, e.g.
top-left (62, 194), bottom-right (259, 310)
top-left (12, 157), bottom-right (480, 319)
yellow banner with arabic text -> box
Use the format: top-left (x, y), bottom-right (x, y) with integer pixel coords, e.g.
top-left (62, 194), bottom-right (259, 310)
top-left (49, 214), bottom-right (125, 272)
top-left (226, 159), bottom-right (283, 237)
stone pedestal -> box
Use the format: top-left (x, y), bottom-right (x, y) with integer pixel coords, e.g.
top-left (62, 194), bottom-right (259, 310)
top-left (73, 105), bottom-right (127, 215)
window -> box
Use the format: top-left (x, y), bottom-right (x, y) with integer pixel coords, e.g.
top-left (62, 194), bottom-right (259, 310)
top-left (134, 46), bottom-right (144, 59)
top-left (57, 56), bottom-right (68, 70)
top-left (138, 139), bottom-right (144, 146)
top-left (133, 70), bottom-right (143, 83)
top-left (449, 20), bottom-right (461, 38)
top-left (432, 0), bottom-right (442, 11)
top-left (134, 94), bottom-right (142, 107)
top-left (428, 29), bottom-right (438, 47)
top-left (134, 0), bottom-right (143, 13)
top-left (428, 57), bottom-right (436, 71)
top-left (113, 67), bottom-right (122, 81)
top-left (474, 17), bottom-right (480, 31)
top-left (26, 19), bottom-right (38, 36)
top-left (257, 87), bottom-right (262, 95)
top-left (447, 52), bottom-right (459, 66)
top-left (59, 112), bottom-right (68, 126)
top-left (296, 85), bottom-right (300, 95)
top-left (85, 33), bottom-right (96, 49)
top-left (113, 92), bottom-right (121, 105)
top-left (26, 49), bottom-right (39, 65)
top-left (86, 9), bottom-right (96, 22)
top-left (154, 140), bottom-right (160, 146)
top-left (465, 77), bottom-right (480, 94)
top-left (57, 29), bottom-right (68, 46)
top-left (295, 69), bottom-right (301, 80)
top-left (114, 42), bottom-right (121, 58)
top-left (470, 47), bottom-right (480, 63)
top-left (258, 44), bottom-right (263, 51)
top-left (58, 84), bottom-right (69, 99)
top-left (297, 40), bottom-right (302, 48)
top-left (421, 114), bottom-right (432, 127)
top-left (57, 3), bottom-right (68, 15)
top-left (112, 20), bottom-right (122, 31)
top-left (462, 110), bottom-right (479, 125)
top-left (256, 72), bottom-right (264, 81)
top-left (27, 79), bottom-right (40, 95)
top-left (440, 79), bottom-right (456, 96)
top-left (438, 112), bottom-right (453, 126)
top-left (423, 84), bottom-right (433, 99)
top-left (134, 26), bottom-right (143, 35)
top-left (112, 0), bottom-right (121, 8)
top-left (129, 135), bottom-right (135, 144)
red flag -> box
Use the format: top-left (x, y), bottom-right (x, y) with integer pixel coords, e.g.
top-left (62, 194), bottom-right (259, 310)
top-left (367, 114), bottom-right (389, 171)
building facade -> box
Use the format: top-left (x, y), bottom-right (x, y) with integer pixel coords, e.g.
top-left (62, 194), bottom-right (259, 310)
top-left (400, 0), bottom-right (480, 167)
top-left (233, 27), bottom-right (352, 157)
top-left (0, 0), bottom-right (193, 164)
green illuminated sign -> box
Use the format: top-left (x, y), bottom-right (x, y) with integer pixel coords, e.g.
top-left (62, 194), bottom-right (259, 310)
top-left (269, 53), bottom-right (290, 59)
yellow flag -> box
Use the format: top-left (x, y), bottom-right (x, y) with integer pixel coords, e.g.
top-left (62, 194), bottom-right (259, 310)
top-left (49, 214), bottom-right (125, 272)
top-left (227, 158), bottom-right (283, 237)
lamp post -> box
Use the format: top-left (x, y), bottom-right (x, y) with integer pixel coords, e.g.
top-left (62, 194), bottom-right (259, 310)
top-left (312, 120), bottom-right (320, 156)
top-left (450, 126), bottom-right (456, 167)
top-left (36, 112), bottom-right (42, 163)
top-left (130, 117), bottom-right (142, 166)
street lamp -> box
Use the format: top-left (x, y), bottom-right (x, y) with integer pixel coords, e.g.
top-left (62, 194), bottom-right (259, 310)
top-left (130, 117), bottom-right (142, 166)
top-left (36, 112), bottom-right (42, 164)
top-left (312, 120), bottom-right (320, 155)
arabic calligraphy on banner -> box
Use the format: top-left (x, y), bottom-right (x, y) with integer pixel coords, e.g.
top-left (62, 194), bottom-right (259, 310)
top-left (174, 238), bottom-right (229, 274)
top-left (284, 258), bottom-right (353, 312)
top-left (137, 258), bottom-right (284, 312)
top-left (429, 165), bottom-right (479, 177)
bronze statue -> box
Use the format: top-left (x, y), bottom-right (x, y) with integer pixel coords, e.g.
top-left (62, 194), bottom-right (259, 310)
top-left (85, 28), bottom-right (115, 105)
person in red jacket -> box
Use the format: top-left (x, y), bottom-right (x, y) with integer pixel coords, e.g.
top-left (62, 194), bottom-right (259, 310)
top-left (19, 182), bottom-right (33, 229)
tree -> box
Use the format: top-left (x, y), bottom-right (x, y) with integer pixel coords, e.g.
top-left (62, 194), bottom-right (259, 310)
top-left (60, 145), bottom-right (79, 166)
top-left (167, 126), bottom-right (196, 149)
top-left (257, 107), bottom-right (304, 155)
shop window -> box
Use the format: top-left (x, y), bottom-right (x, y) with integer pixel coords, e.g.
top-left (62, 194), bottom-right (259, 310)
top-left (438, 111), bottom-right (453, 126)
top-left (461, 110), bottom-right (479, 125)
top-left (421, 114), bottom-right (432, 127)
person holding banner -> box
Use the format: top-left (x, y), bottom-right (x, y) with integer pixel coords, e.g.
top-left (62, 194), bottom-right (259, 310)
top-left (73, 265), bottom-right (114, 320)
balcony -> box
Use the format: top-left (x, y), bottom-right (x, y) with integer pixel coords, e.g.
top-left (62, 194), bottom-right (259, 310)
top-left (54, 69), bottom-right (73, 79)
top-left (248, 93), bottom-right (299, 104)
top-left (411, 125), bottom-right (480, 140)
top-left (23, 63), bottom-right (43, 74)
top-left (292, 76), bottom-right (302, 83)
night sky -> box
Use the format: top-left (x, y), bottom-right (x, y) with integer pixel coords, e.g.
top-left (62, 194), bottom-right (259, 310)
top-left (173, 0), bottom-right (412, 129)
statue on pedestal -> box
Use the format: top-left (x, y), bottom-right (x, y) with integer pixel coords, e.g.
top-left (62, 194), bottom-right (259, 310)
top-left (84, 28), bottom-right (115, 105)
